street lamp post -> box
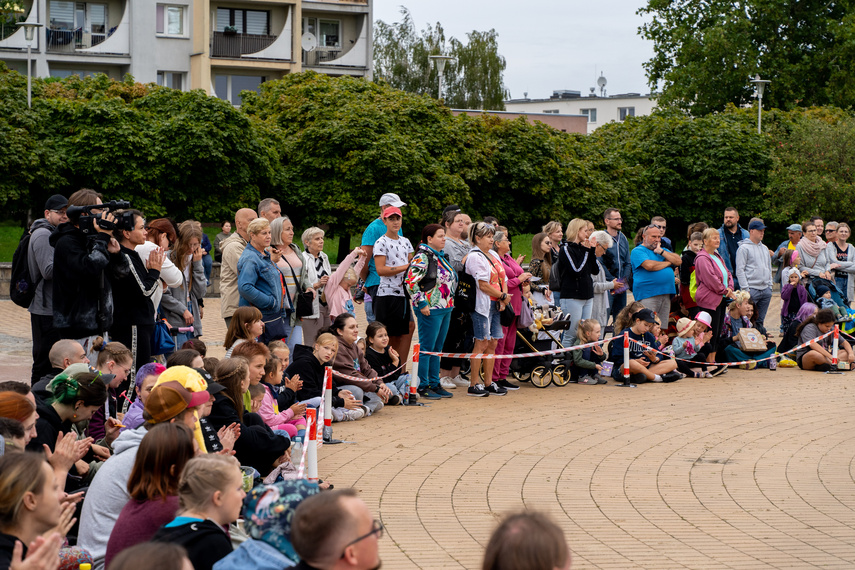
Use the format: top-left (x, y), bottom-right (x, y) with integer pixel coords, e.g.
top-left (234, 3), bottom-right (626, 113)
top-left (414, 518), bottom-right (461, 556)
top-left (748, 74), bottom-right (771, 134)
top-left (16, 22), bottom-right (43, 108)
top-left (429, 55), bottom-right (455, 101)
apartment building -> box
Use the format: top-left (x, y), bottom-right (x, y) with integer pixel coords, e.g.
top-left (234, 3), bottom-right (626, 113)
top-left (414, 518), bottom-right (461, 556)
top-left (0, 0), bottom-right (371, 104)
top-left (505, 90), bottom-right (657, 134)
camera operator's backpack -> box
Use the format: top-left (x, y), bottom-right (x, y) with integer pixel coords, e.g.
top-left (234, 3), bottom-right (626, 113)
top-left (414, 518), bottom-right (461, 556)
top-left (10, 228), bottom-right (40, 308)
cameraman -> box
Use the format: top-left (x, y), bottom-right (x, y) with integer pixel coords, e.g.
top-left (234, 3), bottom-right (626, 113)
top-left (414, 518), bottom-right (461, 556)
top-left (51, 189), bottom-right (129, 359)
top-left (108, 209), bottom-right (164, 372)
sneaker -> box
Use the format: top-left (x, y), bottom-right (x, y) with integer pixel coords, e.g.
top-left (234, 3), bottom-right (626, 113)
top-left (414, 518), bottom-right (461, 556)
top-left (440, 376), bottom-right (457, 390)
top-left (387, 394), bottom-right (401, 406)
top-left (451, 375), bottom-right (470, 388)
top-left (342, 408), bottom-right (365, 421)
top-left (496, 379), bottom-right (520, 391)
top-left (703, 371), bottom-right (713, 378)
top-left (661, 371), bottom-right (682, 382)
top-left (360, 404), bottom-right (372, 417)
top-left (433, 387), bottom-right (453, 398)
top-left (578, 375), bottom-right (599, 385)
top-left (595, 374), bottom-right (609, 384)
top-left (419, 389), bottom-right (441, 400)
top-left (485, 383), bottom-right (508, 396)
top-left (467, 384), bottom-right (489, 397)
top-left (711, 365), bottom-right (728, 377)
top-left (738, 362), bottom-right (757, 370)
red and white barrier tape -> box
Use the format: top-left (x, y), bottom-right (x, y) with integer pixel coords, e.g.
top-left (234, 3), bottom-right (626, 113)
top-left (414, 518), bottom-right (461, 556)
top-left (627, 330), bottom-right (833, 367)
top-left (418, 336), bottom-right (611, 360)
top-left (331, 363), bottom-right (406, 383)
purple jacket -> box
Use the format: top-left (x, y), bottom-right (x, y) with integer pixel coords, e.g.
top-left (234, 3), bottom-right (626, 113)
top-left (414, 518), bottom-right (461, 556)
top-left (780, 284), bottom-right (808, 316)
top-left (500, 253), bottom-right (525, 314)
top-left (693, 249), bottom-right (734, 310)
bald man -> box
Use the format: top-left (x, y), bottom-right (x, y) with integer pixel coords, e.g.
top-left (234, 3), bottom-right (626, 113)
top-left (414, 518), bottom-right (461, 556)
top-left (31, 339), bottom-right (89, 402)
top-left (220, 208), bottom-right (258, 325)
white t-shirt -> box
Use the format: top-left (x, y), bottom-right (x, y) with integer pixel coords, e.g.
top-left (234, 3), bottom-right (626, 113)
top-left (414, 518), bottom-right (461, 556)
top-left (374, 234), bottom-right (414, 297)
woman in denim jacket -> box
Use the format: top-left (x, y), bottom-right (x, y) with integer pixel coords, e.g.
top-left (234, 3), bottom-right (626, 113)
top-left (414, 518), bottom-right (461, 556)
top-left (238, 218), bottom-right (289, 344)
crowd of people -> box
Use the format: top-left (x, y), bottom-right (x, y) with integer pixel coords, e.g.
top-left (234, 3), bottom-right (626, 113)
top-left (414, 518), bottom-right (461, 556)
top-left (3, 189), bottom-right (854, 569)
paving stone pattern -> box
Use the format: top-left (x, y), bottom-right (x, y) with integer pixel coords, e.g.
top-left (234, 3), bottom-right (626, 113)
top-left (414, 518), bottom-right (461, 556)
top-left (1, 298), bottom-right (854, 568)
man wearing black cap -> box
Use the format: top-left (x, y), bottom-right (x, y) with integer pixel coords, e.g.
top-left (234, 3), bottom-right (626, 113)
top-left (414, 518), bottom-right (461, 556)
top-left (735, 218), bottom-right (773, 333)
top-left (27, 194), bottom-right (69, 382)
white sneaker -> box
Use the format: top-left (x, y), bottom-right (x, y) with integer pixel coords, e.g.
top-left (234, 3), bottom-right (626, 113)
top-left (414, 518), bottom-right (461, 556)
top-left (451, 375), bottom-right (470, 388)
top-left (343, 408), bottom-right (365, 421)
top-left (440, 376), bottom-right (457, 389)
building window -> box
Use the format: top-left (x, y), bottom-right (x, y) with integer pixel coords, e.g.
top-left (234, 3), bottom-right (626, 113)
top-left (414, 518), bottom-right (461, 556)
top-left (214, 74), bottom-right (265, 105)
top-left (156, 4), bottom-right (185, 36)
top-left (216, 8), bottom-right (269, 35)
top-left (49, 2), bottom-right (107, 34)
top-left (619, 107), bottom-right (635, 121)
top-left (157, 71), bottom-right (184, 90)
top-left (302, 17), bottom-right (340, 47)
top-left (580, 108), bottom-right (597, 123)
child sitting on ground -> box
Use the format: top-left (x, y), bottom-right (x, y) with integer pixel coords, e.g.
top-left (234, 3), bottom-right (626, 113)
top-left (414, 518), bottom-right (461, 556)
top-left (569, 319), bottom-right (607, 385)
top-left (364, 322), bottom-right (411, 403)
top-left (672, 312), bottom-right (719, 378)
top-left (781, 269), bottom-right (808, 332)
top-left (257, 357), bottom-right (307, 439)
top-left (248, 383), bottom-right (265, 413)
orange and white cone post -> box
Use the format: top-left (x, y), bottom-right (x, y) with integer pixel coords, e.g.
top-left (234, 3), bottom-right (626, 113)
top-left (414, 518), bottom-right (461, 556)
top-left (407, 343), bottom-right (420, 406)
top-left (323, 366), bottom-right (333, 441)
top-left (618, 331), bottom-right (636, 387)
top-left (306, 408), bottom-right (318, 482)
top-left (832, 325), bottom-right (840, 368)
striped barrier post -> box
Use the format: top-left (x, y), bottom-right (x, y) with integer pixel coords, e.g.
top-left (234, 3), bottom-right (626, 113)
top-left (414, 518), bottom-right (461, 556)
top-left (306, 408), bottom-right (318, 482)
top-left (407, 343), bottom-right (421, 406)
top-left (322, 366), bottom-right (338, 442)
top-left (827, 325), bottom-right (844, 374)
top-left (618, 332), bottom-right (636, 388)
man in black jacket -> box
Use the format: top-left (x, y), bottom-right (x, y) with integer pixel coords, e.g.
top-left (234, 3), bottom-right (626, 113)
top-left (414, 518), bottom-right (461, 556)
top-left (52, 189), bottom-right (128, 359)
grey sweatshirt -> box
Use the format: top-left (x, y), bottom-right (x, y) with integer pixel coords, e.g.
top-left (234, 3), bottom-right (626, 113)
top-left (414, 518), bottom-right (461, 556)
top-left (443, 237), bottom-right (470, 273)
top-left (27, 219), bottom-right (58, 316)
top-left (78, 426), bottom-right (146, 570)
top-left (735, 238), bottom-right (773, 291)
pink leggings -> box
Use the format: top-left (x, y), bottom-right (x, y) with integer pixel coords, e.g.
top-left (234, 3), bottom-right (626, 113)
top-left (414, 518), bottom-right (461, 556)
top-left (272, 417), bottom-right (307, 437)
top-left (493, 320), bottom-right (518, 380)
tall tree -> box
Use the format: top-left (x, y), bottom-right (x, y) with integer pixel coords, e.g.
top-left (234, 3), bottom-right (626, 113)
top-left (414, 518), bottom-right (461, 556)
top-left (638, 0), bottom-right (855, 115)
top-left (373, 7), bottom-right (508, 110)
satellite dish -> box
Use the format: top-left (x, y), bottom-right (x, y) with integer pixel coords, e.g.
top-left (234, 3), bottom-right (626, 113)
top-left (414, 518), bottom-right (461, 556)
top-left (301, 32), bottom-right (318, 52)
top-left (597, 74), bottom-right (607, 88)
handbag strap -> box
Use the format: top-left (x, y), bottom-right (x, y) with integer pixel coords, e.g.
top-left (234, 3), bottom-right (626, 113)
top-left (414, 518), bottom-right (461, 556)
top-left (279, 250), bottom-right (300, 310)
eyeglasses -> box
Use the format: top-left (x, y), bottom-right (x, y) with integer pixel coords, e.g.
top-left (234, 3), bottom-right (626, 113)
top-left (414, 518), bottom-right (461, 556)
top-left (341, 519), bottom-right (384, 557)
top-left (607, 217), bottom-right (622, 222)
top-left (654, 224), bottom-right (666, 230)
top-left (826, 229), bottom-right (837, 233)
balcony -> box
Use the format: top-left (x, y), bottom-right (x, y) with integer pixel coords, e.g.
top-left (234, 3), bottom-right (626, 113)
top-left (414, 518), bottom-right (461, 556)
top-left (46, 28), bottom-right (109, 52)
top-left (302, 47), bottom-right (342, 66)
top-left (211, 31), bottom-right (279, 58)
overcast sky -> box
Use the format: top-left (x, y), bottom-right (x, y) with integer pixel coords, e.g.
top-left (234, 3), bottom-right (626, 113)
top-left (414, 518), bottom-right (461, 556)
top-left (373, 0), bottom-right (656, 101)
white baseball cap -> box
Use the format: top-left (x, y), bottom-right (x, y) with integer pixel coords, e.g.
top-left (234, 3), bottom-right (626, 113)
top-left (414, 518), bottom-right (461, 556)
top-left (379, 193), bottom-right (406, 208)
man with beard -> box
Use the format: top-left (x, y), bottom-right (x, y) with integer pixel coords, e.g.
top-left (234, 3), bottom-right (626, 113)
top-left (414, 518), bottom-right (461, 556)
top-left (716, 207), bottom-right (749, 274)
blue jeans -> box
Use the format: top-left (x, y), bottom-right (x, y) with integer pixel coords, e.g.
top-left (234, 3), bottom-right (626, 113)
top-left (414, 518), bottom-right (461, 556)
top-left (287, 325), bottom-right (303, 353)
top-left (337, 385), bottom-right (384, 414)
top-left (384, 374), bottom-right (412, 399)
top-left (836, 276), bottom-right (849, 304)
top-left (609, 290), bottom-right (627, 324)
top-left (748, 287), bottom-right (772, 331)
top-left (202, 253), bottom-right (213, 286)
top-left (415, 307), bottom-right (452, 390)
top-left (560, 297), bottom-right (593, 346)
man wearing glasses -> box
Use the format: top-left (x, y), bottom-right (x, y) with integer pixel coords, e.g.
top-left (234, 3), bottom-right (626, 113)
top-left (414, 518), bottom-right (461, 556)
top-left (27, 194), bottom-right (69, 383)
top-left (602, 208), bottom-right (632, 328)
top-left (292, 489), bottom-right (383, 570)
top-left (650, 216), bottom-right (673, 251)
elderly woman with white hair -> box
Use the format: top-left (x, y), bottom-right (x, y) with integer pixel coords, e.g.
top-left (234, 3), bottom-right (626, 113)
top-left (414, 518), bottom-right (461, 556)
top-left (270, 215), bottom-right (304, 351)
top-left (590, 230), bottom-right (618, 337)
top-left (299, 226), bottom-right (332, 345)
top-left (237, 217), bottom-right (289, 344)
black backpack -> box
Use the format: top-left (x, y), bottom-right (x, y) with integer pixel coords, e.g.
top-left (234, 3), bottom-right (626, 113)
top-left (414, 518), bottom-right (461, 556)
top-left (10, 228), bottom-right (40, 308)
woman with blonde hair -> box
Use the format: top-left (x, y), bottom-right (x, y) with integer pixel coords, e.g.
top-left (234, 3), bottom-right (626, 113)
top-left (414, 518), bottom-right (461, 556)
top-left (270, 215), bottom-right (304, 350)
top-left (557, 219), bottom-right (599, 346)
top-left (238, 218), bottom-right (289, 344)
top-left (299, 227), bottom-right (332, 346)
top-left (162, 220), bottom-right (207, 346)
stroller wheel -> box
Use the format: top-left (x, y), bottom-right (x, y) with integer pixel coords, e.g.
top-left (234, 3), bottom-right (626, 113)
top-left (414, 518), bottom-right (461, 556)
top-left (551, 364), bottom-right (570, 386)
top-left (531, 366), bottom-right (552, 388)
top-left (512, 370), bottom-right (531, 382)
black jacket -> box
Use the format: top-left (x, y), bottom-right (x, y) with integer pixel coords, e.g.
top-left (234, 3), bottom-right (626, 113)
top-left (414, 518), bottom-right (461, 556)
top-left (26, 397), bottom-right (70, 455)
top-left (285, 344), bottom-right (346, 407)
top-left (151, 520), bottom-right (232, 570)
top-left (0, 532), bottom-right (23, 570)
top-left (206, 393), bottom-right (289, 475)
top-left (31, 369), bottom-right (61, 403)
top-left (108, 244), bottom-right (160, 329)
top-left (558, 242), bottom-right (599, 299)
top-left (50, 222), bottom-right (128, 337)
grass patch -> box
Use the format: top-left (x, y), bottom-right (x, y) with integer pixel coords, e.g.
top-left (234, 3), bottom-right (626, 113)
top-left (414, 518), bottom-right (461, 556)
top-left (0, 222), bottom-right (25, 262)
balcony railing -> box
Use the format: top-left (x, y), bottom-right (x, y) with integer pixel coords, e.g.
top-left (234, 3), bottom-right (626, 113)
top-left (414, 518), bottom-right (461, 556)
top-left (211, 31), bottom-right (277, 58)
top-left (46, 27), bottom-right (107, 52)
top-left (302, 48), bottom-right (342, 66)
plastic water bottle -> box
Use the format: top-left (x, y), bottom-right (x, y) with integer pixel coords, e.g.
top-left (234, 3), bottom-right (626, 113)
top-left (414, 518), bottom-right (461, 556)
top-left (769, 355), bottom-right (778, 371)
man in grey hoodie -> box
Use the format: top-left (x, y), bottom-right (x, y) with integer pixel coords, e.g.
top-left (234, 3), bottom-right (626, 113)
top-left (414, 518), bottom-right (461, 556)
top-left (28, 194), bottom-right (68, 383)
top-left (77, 381), bottom-right (207, 570)
top-left (735, 219), bottom-right (773, 332)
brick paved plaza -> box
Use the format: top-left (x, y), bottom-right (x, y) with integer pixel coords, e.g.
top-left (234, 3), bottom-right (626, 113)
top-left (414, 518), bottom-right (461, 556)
top-left (1, 299), bottom-right (854, 568)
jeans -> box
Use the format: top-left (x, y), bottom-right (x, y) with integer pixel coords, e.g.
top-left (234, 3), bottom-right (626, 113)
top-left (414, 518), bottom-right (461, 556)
top-left (748, 287), bottom-right (772, 331)
top-left (202, 253), bottom-right (213, 286)
top-left (560, 297), bottom-right (593, 346)
top-left (384, 374), bottom-right (412, 399)
top-left (31, 313), bottom-right (60, 384)
top-left (287, 325), bottom-right (303, 353)
top-left (337, 384), bottom-right (384, 414)
top-left (415, 307), bottom-right (452, 390)
top-left (836, 276), bottom-right (849, 304)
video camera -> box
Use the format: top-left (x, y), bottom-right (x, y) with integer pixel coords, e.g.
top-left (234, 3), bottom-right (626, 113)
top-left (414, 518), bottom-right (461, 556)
top-left (66, 200), bottom-right (135, 235)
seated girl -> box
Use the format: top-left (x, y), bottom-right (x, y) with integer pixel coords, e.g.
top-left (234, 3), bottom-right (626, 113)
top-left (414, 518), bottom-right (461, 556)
top-left (327, 314), bottom-right (394, 414)
top-left (569, 319), bottom-right (607, 385)
top-left (720, 291), bottom-right (776, 369)
top-left (224, 306), bottom-right (265, 359)
top-left (608, 308), bottom-right (680, 383)
top-left (122, 362), bottom-right (166, 432)
top-left (256, 356), bottom-right (307, 438)
top-left (672, 312), bottom-right (722, 378)
top-left (364, 321), bottom-right (411, 402)
top-left (795, 308), bottom-right (855, 371)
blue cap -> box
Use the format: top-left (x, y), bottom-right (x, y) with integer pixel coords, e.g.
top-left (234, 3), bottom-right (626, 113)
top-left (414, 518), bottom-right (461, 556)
top-left (748, 220), bottom-right (766, 231)
top-left (786, 224), bottom-right (803, 232)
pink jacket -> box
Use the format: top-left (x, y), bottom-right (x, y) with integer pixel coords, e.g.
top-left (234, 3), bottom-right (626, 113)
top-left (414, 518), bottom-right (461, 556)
top-left (326, 249), bottom-right (367, 319)
top-left (693, 249), bottom-right (734, 310)
top-left (258, 385), bottom-right (294, 428)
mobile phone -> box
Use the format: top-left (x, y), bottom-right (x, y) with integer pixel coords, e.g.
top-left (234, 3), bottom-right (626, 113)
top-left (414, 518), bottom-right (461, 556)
top-left (529, 277), bottom-right (541, 282)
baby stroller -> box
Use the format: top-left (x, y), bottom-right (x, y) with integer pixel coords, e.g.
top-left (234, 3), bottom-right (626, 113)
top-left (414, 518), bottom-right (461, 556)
top-left (509, 311), bottom-right (573, 388)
